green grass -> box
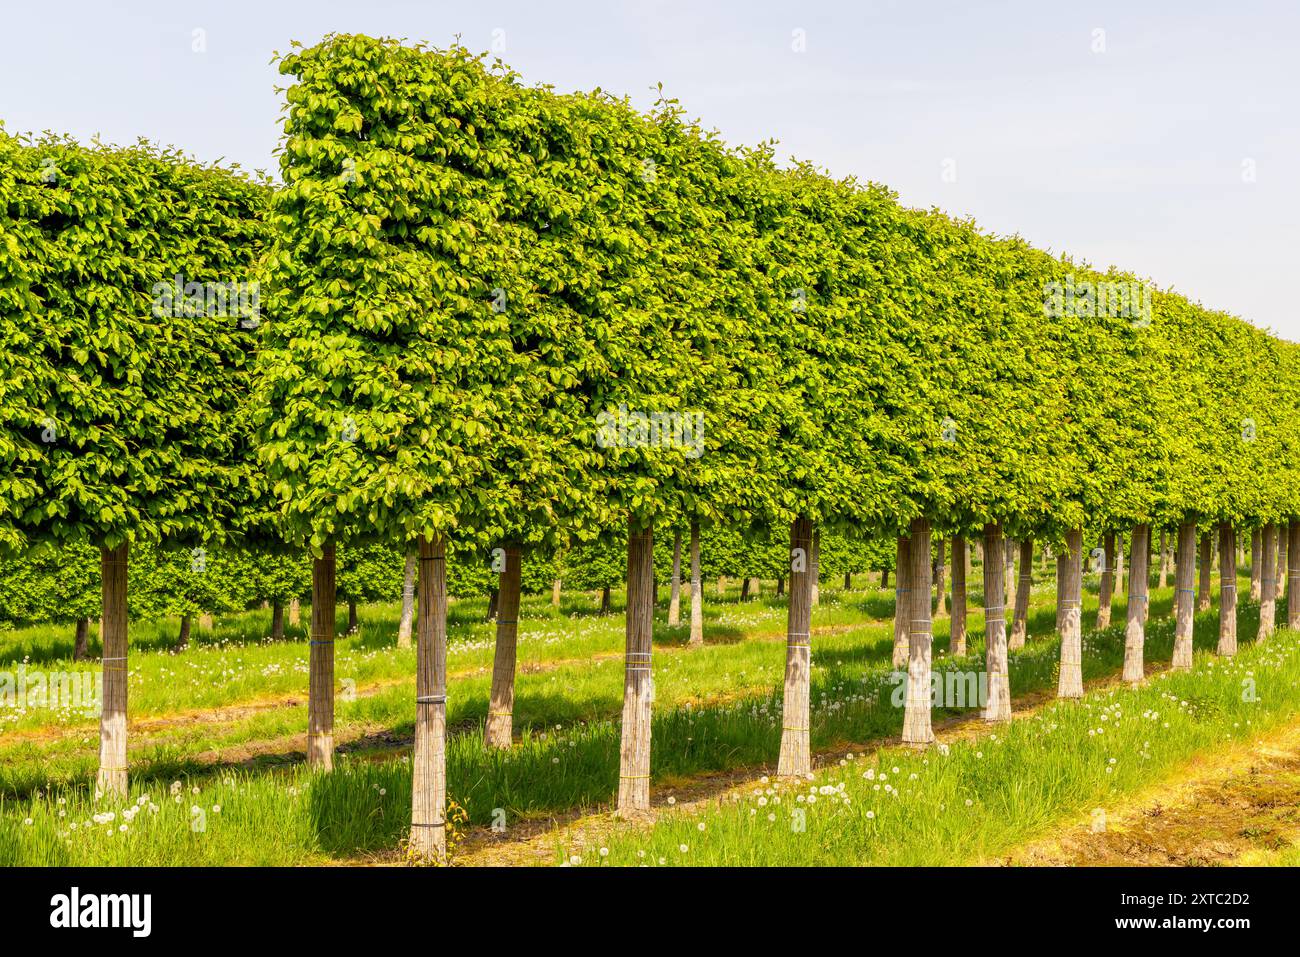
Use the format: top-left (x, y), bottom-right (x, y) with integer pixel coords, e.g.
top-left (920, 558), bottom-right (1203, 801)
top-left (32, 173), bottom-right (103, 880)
top-left (568, 623), bottom-right (1300, 866)
top-left (0, 566), bottom-right (1281, 865)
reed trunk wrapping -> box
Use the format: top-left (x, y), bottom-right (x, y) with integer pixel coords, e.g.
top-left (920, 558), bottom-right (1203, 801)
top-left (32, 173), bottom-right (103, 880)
top-left (1123, 525), bottom-right (1150, 684)
top-left (1218, 522), bottom-right (1238, 656)
top-left (397, 552), bottom-right (416, 648)
top-left (810, 529), bottom-right (821, 607)
top-left (410, 534), bottom-right (449, 861)
top-left (950, 534), bottom-right (967, 656)
top-left (933, 537), bottom-right (947, 619)
top-left (1115, 536), bottom-right (1125, 597)
top-left (617, 521), bottom-right (656, 810)
top-left (307, 544), bottom-right (336, 770)
top-left (1158, 529), bottom-right (1169, 589)
top-left (1250, 528), bottom-right (1262, 601)
top-left (96, 543), bottom-right (129, 800)
top-left (485, 545), bottom-right (522, 748)
top-left (1009, 537), bottom-right (1032, 650)
top-left (1171, 522), bottom-right (1196, 670)
top-left (1276, 527), bottom-right (1288, 602)
top-left (903, 517), bottom-right (935, 744)
top-left (1289, 521), bottom-right (1300, 631)
top-left (1096, 531), bottom-right (1115, 630)
top-left (983, 522), bottom-right (1011, 722)
top-left (668, 529), bottom-right (682, 626)
top-left (1004, 539), bottom-right (1015, 607)
top-left (1196, 532), bottom-right (1213, 613)
top-left (688, 522), bottom-right (703, 646)
top-left (1058, 528), bottom-right (1084, 698)
top-left (892, 534), bottom-right (910, 669)
top-left (778, 517), bottom-right (815, 775)
top-left (1258, 523), bottom-right (1277, 640)
top-left (1055, 550), bottom-right (1067, 633)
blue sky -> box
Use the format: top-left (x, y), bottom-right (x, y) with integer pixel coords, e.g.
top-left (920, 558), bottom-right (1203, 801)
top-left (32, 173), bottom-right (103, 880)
top-left (2, 0), bottom-right (1295, 338)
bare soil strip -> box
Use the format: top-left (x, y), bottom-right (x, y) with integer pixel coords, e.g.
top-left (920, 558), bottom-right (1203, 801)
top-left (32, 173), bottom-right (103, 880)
top-left (990, 716), bottom-right (1300, 867)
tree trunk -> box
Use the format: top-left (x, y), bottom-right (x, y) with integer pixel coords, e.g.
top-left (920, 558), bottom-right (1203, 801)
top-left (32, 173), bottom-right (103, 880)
top-left (933, 537), bottom-right (947, 619)
top-left (1259, 523), bottom-right (1277, 640)
top-left (1058, 528), bottom-right (1084, 698)
top-left (1115, 535), bottom-right (1125, 597)
top-left (1276, 526), bottom-right (1288, 603)
top-left (397, 552), bottom-right (416, 648)
top-left (485, 545), bottom-right (522, 749)
top-left (271, 600), bottom-right (285, 641)
top-left (177, 614), bottom-right (191, 651)
top-left (902, 517), bottom-right (935, 744)
top-left (1219, 522), bottom-right (1238, 656)
top-left (551, 578), bottom-right (562, 607)
top-left (96, 543), bottom-right (129, 800)
top-left (1196, 532), bottom-right (1213, 613)
top-left (1123, 525), bottom-right (1150, 684)
top-left (810, 529), bottom-right (820, 606)
top-left (740, 577), bottom-right (751, 601)
top-left (1009, 537), bottom-right (1033, 650)
top-left (776, 576), bottom-right (785, 596)
top-left (74, 617), bottom-right (90, 661)
top-left (668, 529), bottom-right (682, 626)
top-left (288, 596), bottom-right (300, 627)
top-left (1055, 548), bottom-right (1066, 631)
top-left (410, 534), bottom-right (449, 861)
top-left (1004, 538), bottom-right (1016, 607)
top-left (485, 589), bottom-right (498, 623)
top-left (892, 534), bottom-right (910, 669)
top-left (600, 585), bottom-right (611, 615)
top-left (345, 598), bottom-right (358, 633)
top-left (844, 571), bottom-right (852, 590)
top-left (1157, 529), bottom-right (1170, 589)
top-left (689, 522), bottom-right (703, 646)
top-left (1289, 521), bottom-right (1300, 631)
top-left (307, 544), bottom-right (336, 771)
top-left (1143, 532), bottom-right (1152, 624)
top-left (1097, 531), bottom-right (1116, 630)
top-left (950, 534), bottom-right (967, 656)
top-left (778, 517), bottom-right (815, 775)
top-left (1171, 522), bottom-right (1197, 670)
top-left (880, 567), bottom-right (889, 589)
top-left (617, 521), bottom-right (656, 811)
top-left (1250, 528), bottom-right (1262, 601)
top-left (983, 522), bottom-right (1010, 722)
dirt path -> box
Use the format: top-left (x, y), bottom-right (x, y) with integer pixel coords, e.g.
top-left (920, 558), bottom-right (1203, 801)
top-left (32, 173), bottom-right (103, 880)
top-left (989, 716), bottom-right (1300, 867)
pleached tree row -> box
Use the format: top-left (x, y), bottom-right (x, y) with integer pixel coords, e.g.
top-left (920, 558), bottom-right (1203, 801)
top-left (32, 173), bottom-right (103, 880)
top-left (5, 34), bottom-right (1300, 862)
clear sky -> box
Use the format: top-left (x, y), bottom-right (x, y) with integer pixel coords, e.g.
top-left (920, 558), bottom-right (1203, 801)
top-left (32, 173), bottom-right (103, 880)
top-left (2, 0), bottom-right (1295, 339)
